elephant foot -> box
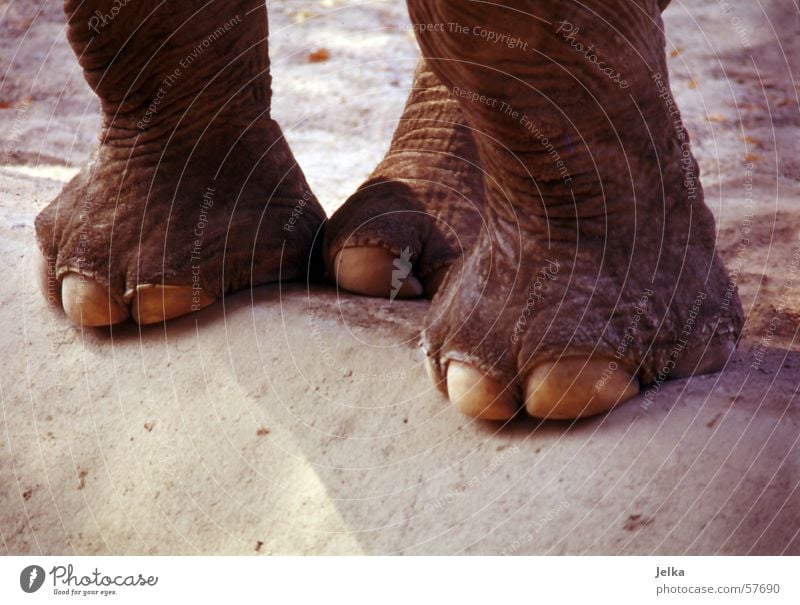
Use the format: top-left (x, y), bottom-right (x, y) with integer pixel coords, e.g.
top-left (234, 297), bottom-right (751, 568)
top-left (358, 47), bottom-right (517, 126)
top-left (409, 0), bottom-right (744, 420)
top-left (34, 120), bottom-right (322, 327)
top-left (35, 0), bottom-right (325, 326)
top-left (324, 60), bottom-right (486, 299)
top-left (423, 217), bottom-right (743, 421)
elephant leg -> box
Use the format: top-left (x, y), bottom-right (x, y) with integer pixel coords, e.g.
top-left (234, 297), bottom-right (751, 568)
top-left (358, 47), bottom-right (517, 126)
top-left (324, 60), bottom-right (486, 299)
top-left (35, 0), bottom-right (325, 326)
top-left (408, 1), bottom-right (744, 419)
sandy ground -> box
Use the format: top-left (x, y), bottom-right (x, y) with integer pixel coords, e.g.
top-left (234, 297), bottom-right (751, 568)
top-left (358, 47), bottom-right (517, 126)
top-left (0, 0), bottom-right (798, 555)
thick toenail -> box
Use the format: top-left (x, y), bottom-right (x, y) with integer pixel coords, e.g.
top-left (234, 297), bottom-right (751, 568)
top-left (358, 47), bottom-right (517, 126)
top-left (61, 273), bottom-right (128, 327)
top-left (131, 284), bottom-right (216, 325)
top-left (524, 357), bottom-right (639, 419)
top-left (446, 361), bottom-right (519, 420)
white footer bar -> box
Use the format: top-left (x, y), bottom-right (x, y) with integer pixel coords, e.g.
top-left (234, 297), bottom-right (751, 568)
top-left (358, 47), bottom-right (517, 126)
top-left (2, 556), bottom-right (797, 604)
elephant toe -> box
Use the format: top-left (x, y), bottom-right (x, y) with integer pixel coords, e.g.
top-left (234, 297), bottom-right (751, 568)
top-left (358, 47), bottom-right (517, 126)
top-left (41, 239), bottom-right (217, 327)
top-left (61, 273), bottom-right (128, 327)
top-left (131, 284), bottom-right (216, 325)
top-left (61, 278), bottom-right (217, 327)
top-left (446, 361), bottom-right (519, 420)
top-left (524, 357), bottom-right (639, 420)
top-left (333, 246), bottom-right (424, 299)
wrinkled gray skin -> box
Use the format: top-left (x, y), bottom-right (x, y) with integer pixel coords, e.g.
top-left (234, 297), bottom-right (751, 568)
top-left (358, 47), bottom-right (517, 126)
top-left (36, 0), bottom-right (326, 307)
top-left (406, 0), bottom-right (742, 399)
top-left (36, 0), bottom-right (743, 407)
top-left (323, 60), bottom-right (486, 296)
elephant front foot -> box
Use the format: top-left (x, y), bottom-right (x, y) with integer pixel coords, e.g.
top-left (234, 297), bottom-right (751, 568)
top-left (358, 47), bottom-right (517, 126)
top-left (324, 60), bottom-right (487, 300)
top-left (35, 0), bottom-right (325, 327)
top-left (35, 124), bottom-right (323, 327)
top-left (423, 224), bottom-right (743, 421)
top-left (405, 0), bottom-right (744, 420)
